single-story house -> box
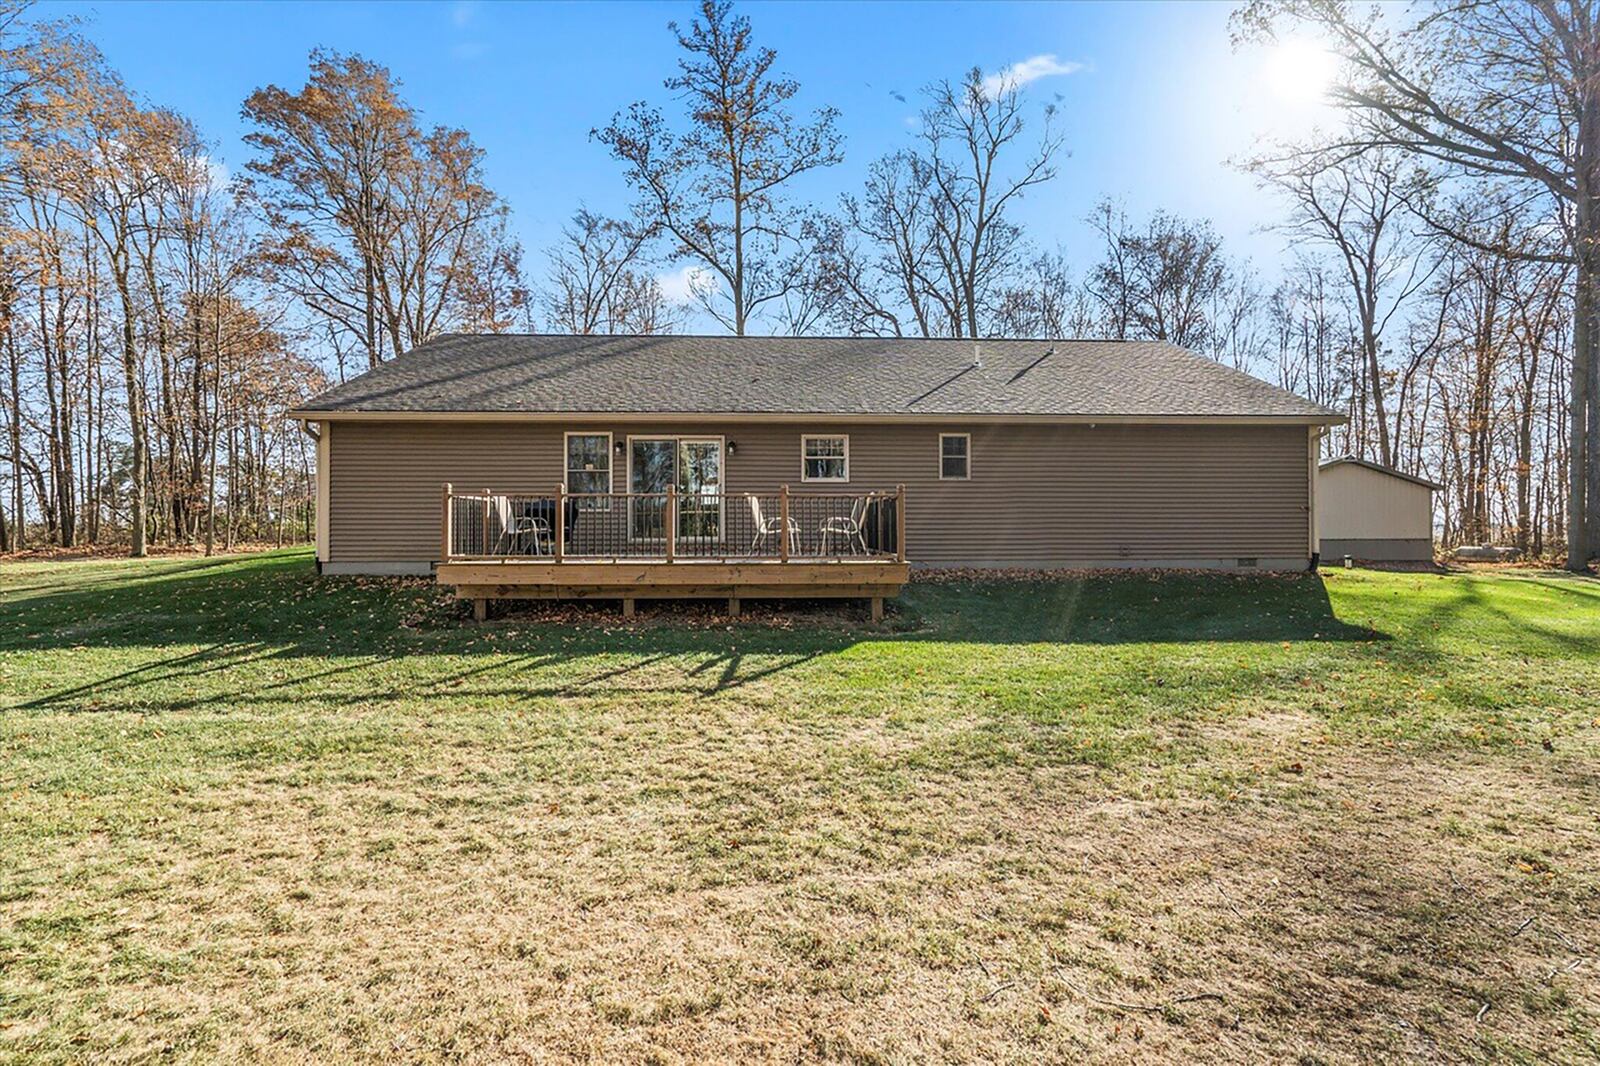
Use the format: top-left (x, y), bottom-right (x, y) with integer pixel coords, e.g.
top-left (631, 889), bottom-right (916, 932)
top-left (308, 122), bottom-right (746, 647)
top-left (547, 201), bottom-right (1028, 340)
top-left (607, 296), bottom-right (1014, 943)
top-left (1316, 456), bottom-right (1440, 562)
top-left (289, 334), bottom-right (1343, 615)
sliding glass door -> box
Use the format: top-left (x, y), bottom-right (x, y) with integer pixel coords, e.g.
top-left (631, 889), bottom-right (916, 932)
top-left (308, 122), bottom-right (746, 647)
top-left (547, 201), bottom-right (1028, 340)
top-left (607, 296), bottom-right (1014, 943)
top-left (628, 437), bottom-right (722, 541)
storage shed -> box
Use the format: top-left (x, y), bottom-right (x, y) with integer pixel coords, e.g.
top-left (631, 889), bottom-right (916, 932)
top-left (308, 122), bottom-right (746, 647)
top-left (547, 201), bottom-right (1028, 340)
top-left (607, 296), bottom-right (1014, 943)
top-left (1317, 456), bottom-right (1439, 562)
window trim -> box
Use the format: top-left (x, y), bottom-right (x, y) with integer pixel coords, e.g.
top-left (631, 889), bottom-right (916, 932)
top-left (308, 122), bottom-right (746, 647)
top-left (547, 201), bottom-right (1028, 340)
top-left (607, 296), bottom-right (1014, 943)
top-left (563, 431), bottom-right (614, 496)
top-left (800, 433), bottom-right (850, 483)
top-left (938, 432), bottom-right (971, 481)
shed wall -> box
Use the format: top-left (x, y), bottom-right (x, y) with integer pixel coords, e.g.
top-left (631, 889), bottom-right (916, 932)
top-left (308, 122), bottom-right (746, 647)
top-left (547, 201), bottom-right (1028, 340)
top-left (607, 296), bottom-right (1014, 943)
top-left (1316, 464), bottom-right (1433, 541)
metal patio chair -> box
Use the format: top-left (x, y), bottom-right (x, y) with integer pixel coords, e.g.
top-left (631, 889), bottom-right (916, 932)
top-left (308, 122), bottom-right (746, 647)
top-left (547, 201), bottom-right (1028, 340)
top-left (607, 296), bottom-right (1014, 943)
top-left (819, 495), bottom-right (870, 556)
top-left (747, 495), bottom-right (799, 556)
top-left (493, 495), bottom-right (550, 556)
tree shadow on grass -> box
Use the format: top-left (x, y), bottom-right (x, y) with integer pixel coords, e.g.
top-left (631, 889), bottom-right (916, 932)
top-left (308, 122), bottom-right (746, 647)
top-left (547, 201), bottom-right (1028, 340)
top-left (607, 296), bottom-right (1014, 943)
top-left (2, 550), bottom-right (1384, 658)
top-left (894, 573), bottom-right (1381, 645)
top-left (2, 550), bottom-right (1393, 714)
top-left (0, 547), bottom-right (1395, 713)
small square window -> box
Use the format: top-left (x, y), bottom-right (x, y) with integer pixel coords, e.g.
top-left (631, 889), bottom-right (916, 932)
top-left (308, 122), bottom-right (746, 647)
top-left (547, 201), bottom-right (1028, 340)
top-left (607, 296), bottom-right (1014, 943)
top-left (802, 435), bottom-right (849, 482)
top-left (939, 433), bottom-right (970, 480)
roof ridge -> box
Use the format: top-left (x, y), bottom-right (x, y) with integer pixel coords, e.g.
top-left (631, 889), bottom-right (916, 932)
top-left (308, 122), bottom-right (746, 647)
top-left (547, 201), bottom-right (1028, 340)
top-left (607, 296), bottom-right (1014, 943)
top-left (433, 331), bottom-right (1145, 344)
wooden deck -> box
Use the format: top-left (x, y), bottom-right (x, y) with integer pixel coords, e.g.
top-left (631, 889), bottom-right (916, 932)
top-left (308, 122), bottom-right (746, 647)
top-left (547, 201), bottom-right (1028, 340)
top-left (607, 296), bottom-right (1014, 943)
top-left (436, 484), bottom-right (909, 620)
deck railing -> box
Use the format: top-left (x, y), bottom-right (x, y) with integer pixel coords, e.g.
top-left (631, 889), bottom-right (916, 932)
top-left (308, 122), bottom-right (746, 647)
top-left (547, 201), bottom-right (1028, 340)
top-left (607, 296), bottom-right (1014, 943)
top-left (441, 483), bottom-right (905, 563)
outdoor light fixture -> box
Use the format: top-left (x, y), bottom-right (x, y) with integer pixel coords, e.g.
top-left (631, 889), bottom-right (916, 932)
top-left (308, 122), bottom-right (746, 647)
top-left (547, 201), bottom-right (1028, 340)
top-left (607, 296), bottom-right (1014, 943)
top-left (727, 441), bottom-right (738, 454)
top-left (614, 440), bottom-right (625, 455)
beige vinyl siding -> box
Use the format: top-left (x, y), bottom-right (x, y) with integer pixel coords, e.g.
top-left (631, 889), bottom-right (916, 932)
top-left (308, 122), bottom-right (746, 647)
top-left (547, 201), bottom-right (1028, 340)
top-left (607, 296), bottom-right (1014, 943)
top-left (1317, 463), bottom-right (1434, 541)
top-left (327, 420), bottom-right (1310, 568)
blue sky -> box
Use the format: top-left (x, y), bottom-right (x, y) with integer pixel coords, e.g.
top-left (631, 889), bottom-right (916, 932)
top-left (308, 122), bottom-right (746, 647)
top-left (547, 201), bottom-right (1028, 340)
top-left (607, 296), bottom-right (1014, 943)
top-left (53, 0), bottom-right (1330, 316)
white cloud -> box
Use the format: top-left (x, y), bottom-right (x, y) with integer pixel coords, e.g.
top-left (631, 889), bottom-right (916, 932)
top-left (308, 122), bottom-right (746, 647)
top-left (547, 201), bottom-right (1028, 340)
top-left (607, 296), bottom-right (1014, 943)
top-left (656, 264), bottom-right (716, 304)
top-left (451, 1), bottom-right (479, 27)
top-left (980, 54), bottom-right (1084, 99)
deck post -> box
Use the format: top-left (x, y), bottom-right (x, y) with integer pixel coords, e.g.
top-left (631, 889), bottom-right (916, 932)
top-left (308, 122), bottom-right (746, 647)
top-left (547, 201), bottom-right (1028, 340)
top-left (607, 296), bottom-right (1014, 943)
top-left (622, 597), bottom-right (636, 619)
top-left (554, 483), bottom-right (565, 562)
top-left (665, 484), bottom-right (676, 562)
top-left (472, 598), bottom-right (487, 623)
top-left (482, 489), bottom-right (491, 557)
top-left (895, 484), bottom-right (906, 563)
top-left (870, 596), bottom-right (884, 623)
top-left (441, 482), bottom-right (452, 562)
top-left (779, 485), bottom-right (790, 562)
top-left (728, 595), bottom-right (741, 618)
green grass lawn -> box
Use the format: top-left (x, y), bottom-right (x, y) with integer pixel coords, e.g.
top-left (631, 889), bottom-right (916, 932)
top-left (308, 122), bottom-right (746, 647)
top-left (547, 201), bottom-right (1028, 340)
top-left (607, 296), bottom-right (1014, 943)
top-left (2, 548), bottom-right (1597, 1063)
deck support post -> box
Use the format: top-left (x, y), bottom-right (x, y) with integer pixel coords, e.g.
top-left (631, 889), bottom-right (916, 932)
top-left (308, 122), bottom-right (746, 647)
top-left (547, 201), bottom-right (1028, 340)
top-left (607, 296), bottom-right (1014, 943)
top-left (728, 595), bottom-right (741, 618)
top-left (895, 484), bottom-right (906, 563)
top-left (482, 489), bottom-right (491, 556)
top-left (441, 482), bottom-right (452, 563)
top-left (870, 596), bottom-right (884, 623)
top-left (622, 597), bottom-right (636, 619)
top-left (779, 485), bottom-right (790, 562)
top-left (554, 483), bottom-right (565, 562)
top-left (472, 598), bottom-right (488, 623)
top-left (665, 485), bottom-right (676, 562)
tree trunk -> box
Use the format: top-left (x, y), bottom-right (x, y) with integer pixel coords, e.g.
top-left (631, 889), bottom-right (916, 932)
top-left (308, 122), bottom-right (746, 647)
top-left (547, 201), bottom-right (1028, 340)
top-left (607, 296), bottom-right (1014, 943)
top-left (1365, 335), bottom-right (1393, 468)
top-left (1587, 306), bottom-right (1600, 560)
top-left (1571, 240), bottom-right (1592, 569)
top-left (114, 262), bottom-right (149, 558)
top-left (7, 324), bottom-right (25, 551)
top-left (205, 302), bottom-right (223, 556)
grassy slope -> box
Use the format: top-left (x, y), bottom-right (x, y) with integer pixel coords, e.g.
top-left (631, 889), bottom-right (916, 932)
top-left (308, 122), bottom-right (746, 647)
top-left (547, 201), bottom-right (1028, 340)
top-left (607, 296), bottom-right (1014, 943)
top-left (0, 549), bottom-right (1596, 1063)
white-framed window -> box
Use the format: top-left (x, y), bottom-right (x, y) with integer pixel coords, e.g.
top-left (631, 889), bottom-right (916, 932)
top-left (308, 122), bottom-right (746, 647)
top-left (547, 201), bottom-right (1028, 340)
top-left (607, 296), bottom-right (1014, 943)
top-left (565, 432), bottom-right (613, 499)
top-left (939, 432), bottom-right (970, 480)
top-left (801, 434), bottom-right (849, 482)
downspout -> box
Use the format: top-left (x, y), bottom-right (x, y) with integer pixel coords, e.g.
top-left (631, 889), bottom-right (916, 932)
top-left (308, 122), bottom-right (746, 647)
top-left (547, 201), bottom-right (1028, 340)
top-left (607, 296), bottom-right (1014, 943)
top-left (1308, 425), bottom-right (1328, 571)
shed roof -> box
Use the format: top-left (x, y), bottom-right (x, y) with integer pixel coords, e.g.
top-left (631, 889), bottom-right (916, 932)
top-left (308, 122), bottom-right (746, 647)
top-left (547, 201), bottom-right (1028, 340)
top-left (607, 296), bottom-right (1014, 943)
top-left (1319, 455), bottom-right (1442, 491)
top-left (292, 333), bottom-right (1342, 422)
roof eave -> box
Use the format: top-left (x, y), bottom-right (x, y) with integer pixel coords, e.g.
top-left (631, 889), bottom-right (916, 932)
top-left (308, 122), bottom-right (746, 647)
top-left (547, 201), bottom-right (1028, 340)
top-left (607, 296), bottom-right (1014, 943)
top-left (288, 408), bottom-right (1345, 426)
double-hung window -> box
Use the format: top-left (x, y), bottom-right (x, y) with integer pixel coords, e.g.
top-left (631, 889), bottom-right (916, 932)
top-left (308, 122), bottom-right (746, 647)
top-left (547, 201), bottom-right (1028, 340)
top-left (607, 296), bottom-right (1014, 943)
top-left (801, 435), bottom-right (849, 482)
top-left (939, 433), bottom-right (970, 480)
top-left (565, 432), bottom-right (612, 504)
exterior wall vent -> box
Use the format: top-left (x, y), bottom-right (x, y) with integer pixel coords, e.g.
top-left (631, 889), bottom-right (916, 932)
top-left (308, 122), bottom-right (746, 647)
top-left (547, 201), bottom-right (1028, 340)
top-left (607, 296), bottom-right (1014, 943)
top-left (1236, 557), bottom-right (1258, 568)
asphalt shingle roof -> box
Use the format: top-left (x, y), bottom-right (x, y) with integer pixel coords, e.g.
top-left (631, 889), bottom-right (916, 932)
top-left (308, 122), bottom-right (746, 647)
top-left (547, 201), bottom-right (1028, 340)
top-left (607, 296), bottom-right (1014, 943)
top-left (293, 333), bottom-right (1341, 420)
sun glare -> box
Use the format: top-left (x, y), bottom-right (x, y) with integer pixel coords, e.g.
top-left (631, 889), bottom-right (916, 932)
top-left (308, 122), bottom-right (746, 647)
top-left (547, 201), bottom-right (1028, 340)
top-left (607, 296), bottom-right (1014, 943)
top-left (1263, 39), bottom-right (1336, 105)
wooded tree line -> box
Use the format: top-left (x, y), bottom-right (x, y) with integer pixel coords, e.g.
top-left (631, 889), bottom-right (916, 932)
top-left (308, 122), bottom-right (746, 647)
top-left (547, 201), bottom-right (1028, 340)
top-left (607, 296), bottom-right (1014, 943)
top-left (2, 0), bottom-right (1596, 565)
top-left (0, 4), bottom-right (525, 554)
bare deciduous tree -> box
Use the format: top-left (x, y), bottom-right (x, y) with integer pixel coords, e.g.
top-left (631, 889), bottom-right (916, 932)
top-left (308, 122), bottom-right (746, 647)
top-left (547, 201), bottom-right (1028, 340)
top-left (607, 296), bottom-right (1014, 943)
top-left (814, 71), bottom-right (1061, 338)
top-left (1234, 0), bottom-right (1600, 566)
top-left (539, 209), bottom-right (673, 335)
top-left (1248, 146), bottom-right (1434, 467)
top-left (595, 0), bottom-right (841, 335)
top-left (1088, 202), bottom-right (1231, 350)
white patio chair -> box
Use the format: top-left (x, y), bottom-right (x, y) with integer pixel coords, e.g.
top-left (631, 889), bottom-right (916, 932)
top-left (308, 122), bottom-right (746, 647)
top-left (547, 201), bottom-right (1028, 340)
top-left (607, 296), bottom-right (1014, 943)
top-left (819, 496), bottom-right (870, 556)
top-left (493, 495), bottom-right (550, 556)
top-left (747, 495), bottom-right (799, 556)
